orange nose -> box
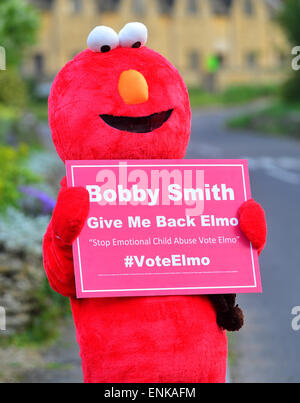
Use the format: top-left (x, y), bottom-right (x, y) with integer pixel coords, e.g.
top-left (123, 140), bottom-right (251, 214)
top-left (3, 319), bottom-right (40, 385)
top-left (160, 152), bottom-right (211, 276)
top-left (118, 70), bottom-right (149, 105)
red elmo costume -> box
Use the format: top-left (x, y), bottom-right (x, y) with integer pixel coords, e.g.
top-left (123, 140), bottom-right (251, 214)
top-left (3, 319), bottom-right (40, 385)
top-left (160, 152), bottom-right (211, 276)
top-left (43, 23), bottom-right (267, 383)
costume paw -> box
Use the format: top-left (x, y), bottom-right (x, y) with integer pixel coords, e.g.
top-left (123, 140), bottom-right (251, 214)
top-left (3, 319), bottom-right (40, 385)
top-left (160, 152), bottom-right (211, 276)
top-left (52, 187), bottom-right (90, 245)
top-left (238, 199), bottom-right (267, 255)
top-left (216, 305), bottom-right (244, 332)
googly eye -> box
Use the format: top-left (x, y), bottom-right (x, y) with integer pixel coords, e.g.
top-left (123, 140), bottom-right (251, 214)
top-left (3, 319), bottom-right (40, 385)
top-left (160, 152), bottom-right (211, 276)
top-left (119, 22), bottom-right (148, 49)
top-left (87, 26), bottom-right (119, 53)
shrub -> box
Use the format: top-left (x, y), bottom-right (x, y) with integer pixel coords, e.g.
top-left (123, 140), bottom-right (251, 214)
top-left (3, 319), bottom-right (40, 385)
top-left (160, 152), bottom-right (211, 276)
top-left (0, 145), bottom-right (40, 213)
top-left (281, 73), bottom-right (300, 103)
top-left (278, 0), bottom-right (300, 103)
top-left (0, 108), bottom-right (47, 148)
top-left (0, 0), bottom-right (39, 67)
top-left (27, 150), bottom-right (65, 194)
top-left (0, 69), bottom-right (28, 108)
top-left (221, 84), bottom-right (277, 104)
top-left (188, 84), bottom-right (278, 108)
top-left (0, 207), bottom-right (49, 255)
top-left (0, 207), bottom-right (70, 345)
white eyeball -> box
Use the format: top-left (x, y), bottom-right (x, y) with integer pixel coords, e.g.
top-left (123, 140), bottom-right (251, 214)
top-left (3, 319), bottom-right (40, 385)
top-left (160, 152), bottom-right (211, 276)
top-left (119, 22), bottom-right (148, 49)
top-left (87, 26), bottom-right (119, 53)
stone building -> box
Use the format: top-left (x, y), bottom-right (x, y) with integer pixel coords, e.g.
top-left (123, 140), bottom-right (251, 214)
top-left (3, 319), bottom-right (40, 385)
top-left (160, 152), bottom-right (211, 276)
top-left (26, 0), bottom-right (288, 89)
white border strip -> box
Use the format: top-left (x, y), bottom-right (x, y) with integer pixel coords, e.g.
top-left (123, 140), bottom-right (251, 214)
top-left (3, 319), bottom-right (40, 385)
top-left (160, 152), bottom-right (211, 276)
top-left (70, 163), bottom-right (257, 294)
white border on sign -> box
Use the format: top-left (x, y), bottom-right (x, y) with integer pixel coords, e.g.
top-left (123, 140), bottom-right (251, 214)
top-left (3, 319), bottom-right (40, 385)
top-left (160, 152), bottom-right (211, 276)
top-left (70, 163), bottom-right (257, 294)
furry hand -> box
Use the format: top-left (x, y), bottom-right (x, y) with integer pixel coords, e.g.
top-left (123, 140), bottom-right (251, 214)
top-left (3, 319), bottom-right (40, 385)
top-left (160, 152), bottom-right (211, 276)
top-left (238, 199), bottom-right (267, 255)
top-left (52, 187), bottom-right (90, 245)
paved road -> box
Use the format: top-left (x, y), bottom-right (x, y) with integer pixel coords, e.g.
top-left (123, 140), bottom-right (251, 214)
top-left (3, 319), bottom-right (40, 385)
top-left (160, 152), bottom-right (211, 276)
top-left (24, 319), bottom-right (83, 383)
top-left (25, 105), bottom-right (300, 383)
top-left (187, 107), bottom-right (300, 383)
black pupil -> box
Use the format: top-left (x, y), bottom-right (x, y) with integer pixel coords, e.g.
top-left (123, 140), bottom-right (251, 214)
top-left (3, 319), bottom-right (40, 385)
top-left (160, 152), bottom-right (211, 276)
top-left (132, 41), bottom-right (141, 48)
top-left (101, 45), bottom-right (111, 53)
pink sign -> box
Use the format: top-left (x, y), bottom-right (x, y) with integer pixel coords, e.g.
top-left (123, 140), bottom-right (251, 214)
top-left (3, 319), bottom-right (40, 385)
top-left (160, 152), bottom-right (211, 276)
top-left (66, 160), bottom-right (262, 298)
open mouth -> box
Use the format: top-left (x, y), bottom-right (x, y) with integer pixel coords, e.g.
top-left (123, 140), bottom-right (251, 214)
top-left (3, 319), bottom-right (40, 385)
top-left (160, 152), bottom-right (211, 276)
top-left (99, 109), bottom-right (173, 133)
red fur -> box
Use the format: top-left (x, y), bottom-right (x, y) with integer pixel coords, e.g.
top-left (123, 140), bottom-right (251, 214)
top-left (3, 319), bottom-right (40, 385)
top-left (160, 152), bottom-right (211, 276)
top-left (52, 186), bottom-right (90, 245)
top-left (238, 199), bottom-right (267, 255)
top-left (43, 45), bottom-right (266, 383)
top-left (49, 48), bottom-right (191, 162)
top-left (72, 294), bottom-right (227, 383)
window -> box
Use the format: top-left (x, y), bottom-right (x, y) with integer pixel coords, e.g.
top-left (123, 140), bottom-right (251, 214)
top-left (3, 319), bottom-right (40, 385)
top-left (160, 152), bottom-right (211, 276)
top-left (71, 0), bottom-right (82, 13)
top-left (157, 0), bottom-right (176, 15)
top-left (216, 53), bottom-right (225, 67)
top-left (244, 0), bottom-right (254, 16)
top-left (132, 0), bottom-right (146, 15)
top-left (189, 51), bottom-right (200, 71)
top-left (187, 0), bottom-right (198, 14)
top-left (97, 0), bottom-right (121, 13)
top-left (277, 51), bottom-right (286, 67)
top-left (34, 53), bottom-right (44, 76)
top-left (266, 3), bottom-right (278, 20)
top-left (211, 0), bottom-right (233, 15)
top-left (246, 51), bottom-right (258, 68)
top-left (31, 0), bottom-right (54, 10)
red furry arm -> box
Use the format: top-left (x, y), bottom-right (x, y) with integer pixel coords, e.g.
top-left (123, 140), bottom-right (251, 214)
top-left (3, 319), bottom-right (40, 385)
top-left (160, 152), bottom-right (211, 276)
top-left (43, 221), bottom-right (77, 297)
top-left (43, 180), bottom-right (90, 297)
top-left (238, 199), bottom-right (267, 255)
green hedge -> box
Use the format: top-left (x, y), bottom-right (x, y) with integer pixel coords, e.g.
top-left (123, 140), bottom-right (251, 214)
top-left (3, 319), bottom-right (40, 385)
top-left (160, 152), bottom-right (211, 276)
top-left (189, 84), bottom-right (278, 108)
top-left (0, 144), bottom-right (40, 213)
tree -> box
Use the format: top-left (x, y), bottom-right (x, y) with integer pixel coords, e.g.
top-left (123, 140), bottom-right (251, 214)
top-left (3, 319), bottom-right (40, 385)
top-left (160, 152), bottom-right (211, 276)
top-left (278, 0), bottom-right (300, 46)
top-left (0, 0), bottom-right (39, 67)
top-left (277, 0), bottom-right (300, 103)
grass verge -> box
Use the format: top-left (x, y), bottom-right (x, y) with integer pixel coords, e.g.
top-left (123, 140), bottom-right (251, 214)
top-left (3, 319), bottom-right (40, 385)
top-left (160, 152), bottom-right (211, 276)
top-left (0, 280), bottom-right (71, 348)
top-left (227, 101), bottom-right (300, 140)
top-left (189, 84), bottom-right (278, 108)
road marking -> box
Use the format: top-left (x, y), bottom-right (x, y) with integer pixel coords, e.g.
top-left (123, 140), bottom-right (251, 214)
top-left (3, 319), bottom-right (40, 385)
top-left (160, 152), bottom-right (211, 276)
top-left (244, 157), bottom-right (300, 185)
top-left (189, 144), bottom-right (300, 186)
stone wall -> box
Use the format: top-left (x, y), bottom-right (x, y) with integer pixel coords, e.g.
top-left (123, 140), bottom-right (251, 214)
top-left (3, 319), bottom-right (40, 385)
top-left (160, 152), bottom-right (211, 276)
top-left (0, 247), bottom-right (44, 335)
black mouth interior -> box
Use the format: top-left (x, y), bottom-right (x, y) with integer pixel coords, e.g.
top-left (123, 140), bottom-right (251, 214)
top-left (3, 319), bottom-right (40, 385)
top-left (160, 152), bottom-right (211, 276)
top-left (100, 109), bottom-right (173, 133)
